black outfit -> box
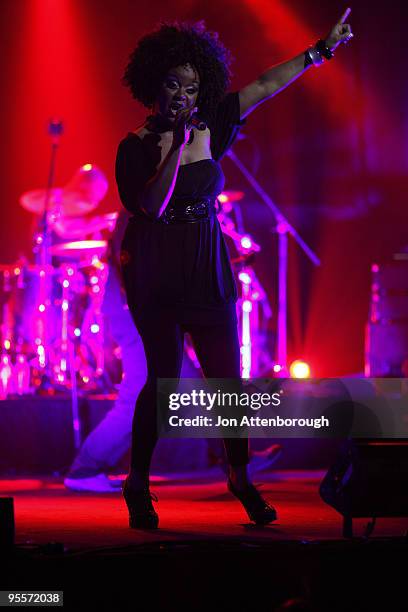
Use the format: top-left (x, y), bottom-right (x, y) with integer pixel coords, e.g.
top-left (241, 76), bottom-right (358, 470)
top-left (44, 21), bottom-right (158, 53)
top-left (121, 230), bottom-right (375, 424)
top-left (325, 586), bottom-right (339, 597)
top-left (115, 92), bottom-right (249, 475)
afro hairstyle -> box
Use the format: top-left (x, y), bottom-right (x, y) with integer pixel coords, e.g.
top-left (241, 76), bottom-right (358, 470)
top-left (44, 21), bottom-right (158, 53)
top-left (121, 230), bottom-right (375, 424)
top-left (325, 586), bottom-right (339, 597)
top-left (122, 20), bottom-right (234, 123)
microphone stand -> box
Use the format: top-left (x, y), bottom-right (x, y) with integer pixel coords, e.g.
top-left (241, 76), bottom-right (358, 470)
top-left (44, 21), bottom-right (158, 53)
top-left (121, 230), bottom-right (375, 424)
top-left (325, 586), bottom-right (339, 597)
top-left (226, 149), bottom-right (321, 374)
top-left (36, 120), bottom-right (81, 450)
top-left (36, 120), bottom-right (64, 390)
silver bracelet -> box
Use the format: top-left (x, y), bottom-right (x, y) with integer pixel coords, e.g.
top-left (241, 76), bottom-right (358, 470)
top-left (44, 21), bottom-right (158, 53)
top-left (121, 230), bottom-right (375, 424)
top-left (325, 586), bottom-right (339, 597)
top-left (305, 47), bottom-right (324, 67)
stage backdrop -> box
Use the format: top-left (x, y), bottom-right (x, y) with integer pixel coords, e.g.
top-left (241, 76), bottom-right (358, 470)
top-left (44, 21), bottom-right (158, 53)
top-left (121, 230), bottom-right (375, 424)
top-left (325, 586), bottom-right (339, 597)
top-left (1, 0), bottom-right (408, 376)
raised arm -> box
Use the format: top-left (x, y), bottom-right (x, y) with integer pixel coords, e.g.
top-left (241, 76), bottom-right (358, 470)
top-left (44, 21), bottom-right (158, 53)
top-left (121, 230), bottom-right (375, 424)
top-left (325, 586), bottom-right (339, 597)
top-left (238, 8), bottom-right (354, 120)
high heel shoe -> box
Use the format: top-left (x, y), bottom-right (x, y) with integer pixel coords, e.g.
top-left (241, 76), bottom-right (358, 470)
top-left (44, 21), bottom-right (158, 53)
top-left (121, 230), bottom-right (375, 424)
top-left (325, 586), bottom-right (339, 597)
top-left (122, 478), bottom-right (159, 529)
top-left (227, 478), bottom-right (278, 525)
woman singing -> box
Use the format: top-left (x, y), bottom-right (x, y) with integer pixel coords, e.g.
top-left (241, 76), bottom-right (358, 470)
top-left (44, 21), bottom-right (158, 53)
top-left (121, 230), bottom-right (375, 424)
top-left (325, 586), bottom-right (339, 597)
top-left (116, 14), bottom-right (353, 529)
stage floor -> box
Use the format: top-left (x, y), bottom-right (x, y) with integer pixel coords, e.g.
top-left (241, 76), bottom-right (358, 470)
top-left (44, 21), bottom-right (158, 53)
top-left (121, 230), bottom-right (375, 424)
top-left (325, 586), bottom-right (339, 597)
top-left (2, 470), bottom-right (407, 548)
top-left (2, 470), bottom-right (407, 610)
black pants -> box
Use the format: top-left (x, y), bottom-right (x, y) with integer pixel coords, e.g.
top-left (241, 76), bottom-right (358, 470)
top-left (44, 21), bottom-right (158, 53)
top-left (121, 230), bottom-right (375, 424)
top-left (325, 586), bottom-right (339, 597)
top-left (129, 310), bottom-right (249, 477)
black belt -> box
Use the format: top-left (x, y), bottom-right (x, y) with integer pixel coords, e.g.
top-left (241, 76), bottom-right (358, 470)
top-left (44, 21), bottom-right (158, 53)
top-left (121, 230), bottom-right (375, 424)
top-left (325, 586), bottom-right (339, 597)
top-left (160, 197), bottom-right (216, 224)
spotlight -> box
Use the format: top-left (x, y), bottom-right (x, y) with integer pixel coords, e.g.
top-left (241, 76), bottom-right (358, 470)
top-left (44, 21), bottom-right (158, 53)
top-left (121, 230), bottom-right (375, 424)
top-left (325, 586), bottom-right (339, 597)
top-left (289, 360), bottom-right (311, 379)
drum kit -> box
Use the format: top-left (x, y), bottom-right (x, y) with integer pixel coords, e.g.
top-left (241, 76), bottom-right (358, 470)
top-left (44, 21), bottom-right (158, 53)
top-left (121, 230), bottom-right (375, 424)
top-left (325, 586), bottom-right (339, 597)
top-left (0, 162), bottom-right (274, 398)
top-left (0, 164), bottom-right (120, 397)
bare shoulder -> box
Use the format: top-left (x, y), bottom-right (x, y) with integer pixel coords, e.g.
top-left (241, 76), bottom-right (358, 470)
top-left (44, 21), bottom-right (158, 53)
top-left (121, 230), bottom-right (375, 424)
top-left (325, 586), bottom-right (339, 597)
top-left (131, 125), bottom-right (149, 139)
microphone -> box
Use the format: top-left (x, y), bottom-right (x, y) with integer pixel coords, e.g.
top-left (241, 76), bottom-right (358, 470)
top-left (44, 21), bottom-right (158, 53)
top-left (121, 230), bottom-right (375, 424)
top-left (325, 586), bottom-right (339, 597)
top-left (189, 114), bottom-right (207, 131)
top-left (48, 118), bottom-right (64, 145)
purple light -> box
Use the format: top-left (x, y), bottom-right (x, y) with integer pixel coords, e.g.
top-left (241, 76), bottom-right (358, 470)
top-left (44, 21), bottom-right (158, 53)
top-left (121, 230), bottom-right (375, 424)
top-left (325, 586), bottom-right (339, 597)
top-left (243, 300), bottom-right (252, 312)
top-left (277, 221), bottom-right (289, 234)
top-left (241, 236), bottom-right (252, 249)
top-left (238, 271), bottom-right (252, 284)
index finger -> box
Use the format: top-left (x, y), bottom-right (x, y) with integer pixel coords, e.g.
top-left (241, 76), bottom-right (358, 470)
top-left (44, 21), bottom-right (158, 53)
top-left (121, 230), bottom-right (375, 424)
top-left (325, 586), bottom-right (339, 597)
top-left (338, 7), bottom-right (351, 24)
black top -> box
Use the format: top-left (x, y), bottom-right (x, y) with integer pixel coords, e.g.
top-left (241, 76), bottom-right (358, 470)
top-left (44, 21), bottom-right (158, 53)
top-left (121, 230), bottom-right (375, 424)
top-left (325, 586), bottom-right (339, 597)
top-left (115, 92), bottom-right (246, 326)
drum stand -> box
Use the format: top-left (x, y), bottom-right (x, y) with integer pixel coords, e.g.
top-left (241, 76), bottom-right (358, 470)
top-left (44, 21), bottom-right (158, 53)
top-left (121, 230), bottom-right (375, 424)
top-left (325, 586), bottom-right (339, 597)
top-left (218, 204), bottom-right (273, 378)
top-left (226, 149), bottom-right (321, 375)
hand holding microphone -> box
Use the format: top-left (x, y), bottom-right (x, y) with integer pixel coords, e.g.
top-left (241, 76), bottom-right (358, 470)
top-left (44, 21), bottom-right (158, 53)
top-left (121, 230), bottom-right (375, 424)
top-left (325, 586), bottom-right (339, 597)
top-left (172, 104), bottom-right (207, 149)
top-left (187, 114), bottom-right (207, 131)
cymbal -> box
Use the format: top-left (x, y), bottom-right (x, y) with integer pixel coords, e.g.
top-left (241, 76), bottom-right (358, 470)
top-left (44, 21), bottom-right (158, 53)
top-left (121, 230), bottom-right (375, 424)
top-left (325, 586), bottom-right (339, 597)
top-left (218, 190), bottom-right (245, 203)
top-left (19, 163), bottom-right (109, 217)
top-left (20, 187), bottom-right (98, 216)
top-left (52, 212), bottom-right (118, 239)
top-left (49, 240), bottom-right (107, 259)
top-left (64, 164), bottom-right (108, 207)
